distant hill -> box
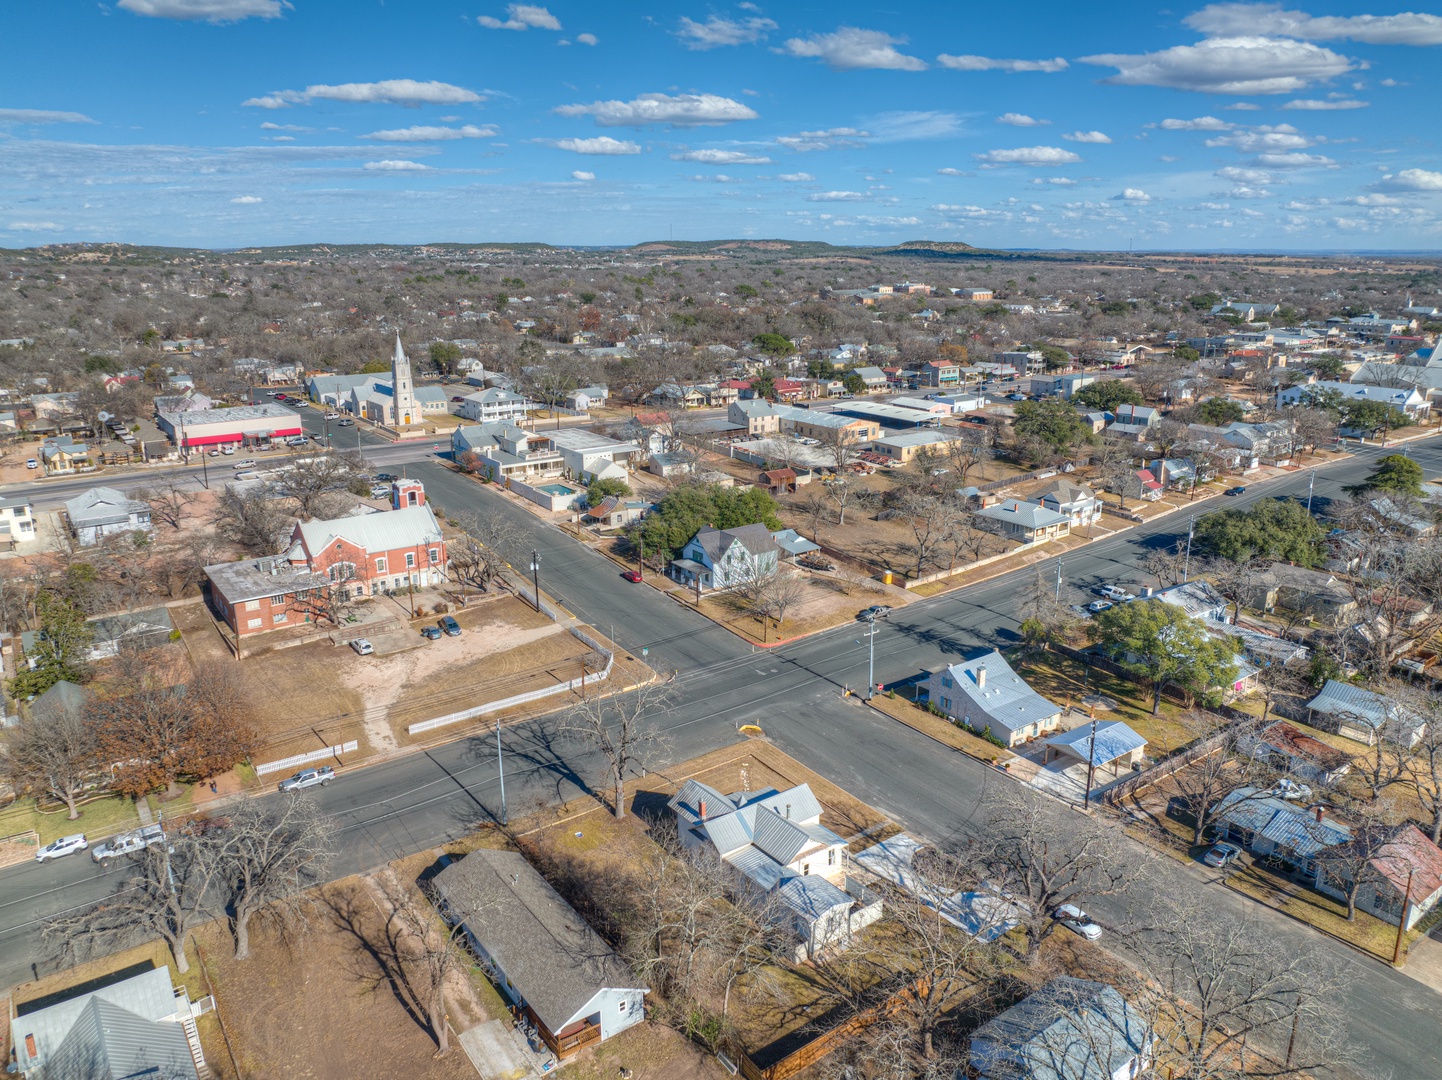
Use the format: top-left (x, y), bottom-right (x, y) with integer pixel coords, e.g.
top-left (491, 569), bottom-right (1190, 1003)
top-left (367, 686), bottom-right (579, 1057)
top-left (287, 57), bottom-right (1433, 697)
top-left (626, 239), bottom-right (852, 256)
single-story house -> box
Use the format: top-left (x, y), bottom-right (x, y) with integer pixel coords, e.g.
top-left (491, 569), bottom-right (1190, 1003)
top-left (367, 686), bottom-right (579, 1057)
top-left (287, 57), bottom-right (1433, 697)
top-left (1316, 824), bottom-right (1442, 931)
top-left (771, 528), bottom-right (821, 562)
top-left (1041, 720), bottom-right (1147, 776)
top-left (924, 650), bottom-right (1064, 747)
top-left (1213, 786), bottom-right (1351, 879)
top-left (1306, 679), bottom-right (1428, 747)
top-left (669, 523), bottom-right (779, 591)
top-left (582, 498), bottom-right (650, 528)
top-left (10, 965), bottom-right (207, 1079)
top-left (975, 499), bottom-right (1072, 544)
top-left (64, 486), bottom-right (153, 546)
top-left (648, 450), bottom-right (694, 478)
top-left (564, 385), bottom-right (609, 411)
top-left (970, 977), bottom-right (1154, 1080)
top-left (1145, 579), bottom-right (1229, 622)
top-left (666, 779), bottom-right (881, 958)
top-left (86, 606), bottom-right (175, 661)
top-left (1240, 721), bottom-right (1353, 786)
top-left (432, 849), bottom-right (648, 1060)
top-left (1242, 563), bottom-right (1357, 626)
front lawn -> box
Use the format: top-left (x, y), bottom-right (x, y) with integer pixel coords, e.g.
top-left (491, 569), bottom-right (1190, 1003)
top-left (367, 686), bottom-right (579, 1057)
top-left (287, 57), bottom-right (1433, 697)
top-left (0, 792), bottom-right (143, 846)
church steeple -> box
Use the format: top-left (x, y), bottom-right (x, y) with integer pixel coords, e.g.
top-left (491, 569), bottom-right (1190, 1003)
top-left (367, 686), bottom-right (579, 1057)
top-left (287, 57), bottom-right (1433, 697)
top-left (391, 332), bottom-right (418, 425)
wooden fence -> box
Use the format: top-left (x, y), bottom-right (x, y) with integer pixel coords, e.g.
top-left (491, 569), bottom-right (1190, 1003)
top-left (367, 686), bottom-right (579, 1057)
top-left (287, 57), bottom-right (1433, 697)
top-left (738, 979), bottom-right (931, 1080)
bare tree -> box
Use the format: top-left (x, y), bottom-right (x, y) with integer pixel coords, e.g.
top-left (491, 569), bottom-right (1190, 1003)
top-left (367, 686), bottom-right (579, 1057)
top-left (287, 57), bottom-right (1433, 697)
top-left (1139, 538), bottom-right (1190, 589)
top-left (1206, 555), bottom-right (1266, 623)
top-left (896, 492), bottom-right (960, 580)
top-left (278, 451), bottom-right (364, 519)
top-left (1405, 694), bottom-right (1442, 843)
top-left (213, 488), bottom-right (293, 555)
top-left (801, 487), bottom-right (831, 538)
top-left (824, 473), bottom-right (861, 527)
top-left (449, 508), bottom-right (523, 596)
top-left (974, 786), bottom-right (1144, 961)
top-left (45, 826), bottom-right (226, 974)
top-left (820, 425), bottom-right (863, 474)
top-left (560, 678), bottom-right (674, 819)
top-left (940, 427), bottom-right (994, 484)
top-left (133, 474), bottom-right (195, 532)
top-left (1, 689), bottom-right (100, 820)
top-left (219, 793), bottom-right (337, 959)
top-left (1313, 802), bottom-right (1400, 921)
top-left (372, 871), bottom-right (469, 1058)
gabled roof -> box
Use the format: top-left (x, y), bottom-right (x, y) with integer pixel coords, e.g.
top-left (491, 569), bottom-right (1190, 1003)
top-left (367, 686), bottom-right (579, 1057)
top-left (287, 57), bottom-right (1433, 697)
top-left (1042, 720), bottom-right (1146, 766)
top-left (64, 486), bottom-right (149, 527)
top-left (691, 523), bottom-right (779, 562)
top-left (1034, 478), bottom-right (1096, 505)
top-left (295, 504), bottom-right (441, 558)
top-left (432, 849), bottom-right (643, 1035)
top-left (1307, 679), bottom-right (1425, 735)
top-left (971, 977), bottom-right (1151, 1080)
top-left (1369, 824), bottom-right (1442, 900)
top-left (977, 499), bottom-right (1071, 531)
top-left (940, 650), bottom-right (1061, 735)
top-left (776, 876), bottom-right (853, 920)
top-left (1254, 721), bottom-right (1353, 773)
top-left (37, 997), bottom-right (198, 1080)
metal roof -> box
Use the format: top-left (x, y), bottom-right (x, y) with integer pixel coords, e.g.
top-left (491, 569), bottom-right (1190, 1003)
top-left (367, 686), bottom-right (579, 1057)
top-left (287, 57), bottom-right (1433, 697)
top-left (776, 875), bottom-right (853, 920)
top-left (971, 978), bottom-right (1151, 1080)
top-left (752, 811), bottom-right (814, 865)
top-left (1043, 720), bottom-right (1147, 766)
top-left (64, 486), bottom-right (149, 528)
top-left (1307, 679), bottom-right (1421, 733)
top-left (296, 504), bottom-right (441, 558)
top-left (977, 499), bottom-right (1072, 531)
top-left (12, 966), bottom-right (181, 1074)
top-left (942, 651), bottom-right (1062, 738)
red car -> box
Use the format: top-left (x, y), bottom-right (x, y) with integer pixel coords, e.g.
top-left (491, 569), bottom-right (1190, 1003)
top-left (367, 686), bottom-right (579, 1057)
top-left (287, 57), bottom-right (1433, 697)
top-left (622, 570), bottom-right (643, 583)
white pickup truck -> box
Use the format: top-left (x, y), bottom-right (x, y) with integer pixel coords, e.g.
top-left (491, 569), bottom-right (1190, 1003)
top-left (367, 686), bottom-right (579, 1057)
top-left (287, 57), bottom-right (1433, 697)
top-left (92, 824), bottom-right (168, 863)
top-left (278, 765), bottom-right (335, 792)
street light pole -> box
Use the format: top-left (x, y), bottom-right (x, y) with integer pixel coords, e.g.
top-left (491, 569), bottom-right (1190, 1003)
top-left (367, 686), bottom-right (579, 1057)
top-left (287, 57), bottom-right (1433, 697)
top-left (530, 550), bottom-right (541, 612)
top-left (1306, 471), bottom-right (1315, 516)
top-left (1083, 713), bottom-right (1099, 807)
top-left (1055, 560), bottom-right (1063, 604)
top-left (863, 615), bottom-right (877, 700)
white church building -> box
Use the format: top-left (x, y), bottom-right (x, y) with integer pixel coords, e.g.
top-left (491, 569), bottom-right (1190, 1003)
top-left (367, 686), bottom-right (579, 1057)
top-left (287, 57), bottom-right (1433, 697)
top-left (309, 335), bottom-right (448, 426)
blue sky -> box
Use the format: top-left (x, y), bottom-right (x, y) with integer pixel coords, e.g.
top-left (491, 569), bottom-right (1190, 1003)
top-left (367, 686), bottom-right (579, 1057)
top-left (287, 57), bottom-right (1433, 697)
top-left (2, 1), bottom-right (1440, 250)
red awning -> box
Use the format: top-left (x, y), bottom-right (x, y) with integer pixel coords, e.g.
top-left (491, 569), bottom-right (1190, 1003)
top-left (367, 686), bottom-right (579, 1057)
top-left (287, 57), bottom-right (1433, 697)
top-left (183, 427), bottom-right (302, 446)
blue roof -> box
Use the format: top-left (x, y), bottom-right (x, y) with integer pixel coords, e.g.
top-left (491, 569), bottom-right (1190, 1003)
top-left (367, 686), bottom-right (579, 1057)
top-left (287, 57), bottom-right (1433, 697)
top-left (1215, 787), bottom-right (1351, 859)
top-left (1043, 720), bottom-right (1147, 766)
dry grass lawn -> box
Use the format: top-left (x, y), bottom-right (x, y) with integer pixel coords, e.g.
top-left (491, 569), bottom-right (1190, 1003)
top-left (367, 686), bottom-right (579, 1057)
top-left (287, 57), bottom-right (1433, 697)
top-left (867, 694), bottom-right (1016, 767)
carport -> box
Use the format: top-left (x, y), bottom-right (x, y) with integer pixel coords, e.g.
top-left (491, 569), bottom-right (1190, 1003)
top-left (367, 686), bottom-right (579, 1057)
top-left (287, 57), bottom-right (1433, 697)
top-left (1042, 719), bottom-right (1148, 776)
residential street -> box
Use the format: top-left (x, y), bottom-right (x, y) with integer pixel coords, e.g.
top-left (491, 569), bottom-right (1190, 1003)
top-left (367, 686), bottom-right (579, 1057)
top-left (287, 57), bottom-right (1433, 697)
top-left (4, 434), bottom-right (1442, 1077)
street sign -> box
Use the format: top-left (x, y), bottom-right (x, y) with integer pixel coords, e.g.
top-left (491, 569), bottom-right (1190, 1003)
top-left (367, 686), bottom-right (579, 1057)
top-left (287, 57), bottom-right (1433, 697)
top-left (641, 647), bottom-right (649, 657)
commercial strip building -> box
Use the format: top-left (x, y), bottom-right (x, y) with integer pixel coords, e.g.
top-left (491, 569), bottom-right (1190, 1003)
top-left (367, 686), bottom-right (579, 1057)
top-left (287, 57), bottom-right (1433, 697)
top-left (155, 403), bottom-right (302, 450)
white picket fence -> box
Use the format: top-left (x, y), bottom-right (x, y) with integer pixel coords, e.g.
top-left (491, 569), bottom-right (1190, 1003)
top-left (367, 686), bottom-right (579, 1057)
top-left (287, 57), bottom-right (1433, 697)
top-left (255, 740), bottom-right (359, 776)
top-left (408, 634), bottom-right (615, 736)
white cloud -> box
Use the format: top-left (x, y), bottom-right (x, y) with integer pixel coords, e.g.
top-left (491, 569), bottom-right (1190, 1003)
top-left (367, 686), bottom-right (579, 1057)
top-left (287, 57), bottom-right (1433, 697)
top-left (775, 127), bottom-right (869, 151)
top-left (1031, 176), bottom-right (1078, 185)
top-left (1185, 4), bottom-right (1442, 46)
top-left (1080, 37), bottom-right (1353, 95)
top-left (784, 27), bottom-right (926, 71)
top-left (547, 136), bottom-right (642, 155)
top-left (936, 54), bottom-right (1067, 73)
top-left (244, 79), bottom-right (483, 109)
top-left (1206, 124), bottom-right (1313, 151)
top-left (1216, 165), bottom-right (1273, 182)
top-left (807, 191), bottom-right (867, 201)
top-left (1063, 130), bottom-right (1112, 143)
top-left (671, 149), bottom-right (772, 164)
top-left (555, 93), bottom-right (756, 127)
top-left (118, 0), bottom-right (284, 21)
top-left (363, 159), bottom-right (430, 171)
top-left (688, 173), bottom-right (741, 183)
top-left (363, 124), bottom-right (497, 141)
top-left (266, 135), bottom-right (295, 141)
top-left (1253, 151), bottom-right (1337, 167)
top-left (676, 15), bottom-right (776, 49)
top-left (230, 195), bottom-right (263, 204)
top-left (571, 170), bottom-right (595, 180)
top-left (997, 113), bottom-right (1047, 126)
top-left (1113, 188), bottom-right (1152, 203)
top-left (259, 121), bottom-right (311, 132)
top-left (1281, 98), bottom-right (1368, 110)
top-left (778, 172), bottom-right (814, 181)
top-left (1159, 116), bottom-right (1233, 131)
top-left (975, 146), bottom-right (1082, 166)
top-left (1349, 193), bottom-right (1398, 205)
top-left (1226, 102), bottom-right (1263, 110)
top-left (7, 221), bottom-right (64, 231)
top-left (1374, 168), bottom-right (1442, 192)
top-left (576, 33), bottom-right (597, 46)
top-left (1228, 185), bottom-right (1273, 198)
top-left (868, 111), bottom-right (962, 142)
top-left (0, 108), bottom-right (96, 125)
top-left (477, 4), bottom-right (560, 31)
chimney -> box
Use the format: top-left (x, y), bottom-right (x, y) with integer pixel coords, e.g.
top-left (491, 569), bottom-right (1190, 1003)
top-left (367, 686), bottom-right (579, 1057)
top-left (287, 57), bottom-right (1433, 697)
top-left (976, 666), bottom-right (986, 690)
top-left (1314, 805), bottom-right (1324, 822)
top-left (699, 799), bottom-right (707, 819)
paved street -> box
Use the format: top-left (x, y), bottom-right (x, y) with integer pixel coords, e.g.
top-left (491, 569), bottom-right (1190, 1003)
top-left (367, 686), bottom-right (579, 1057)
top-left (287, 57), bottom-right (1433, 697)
top-left (4, 434), bottom-right (1442, 1076)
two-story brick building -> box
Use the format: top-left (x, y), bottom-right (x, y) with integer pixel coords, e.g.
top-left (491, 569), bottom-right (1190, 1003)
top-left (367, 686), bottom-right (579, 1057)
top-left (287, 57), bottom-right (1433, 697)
top-left (205, 482), bottom-right (448, 639)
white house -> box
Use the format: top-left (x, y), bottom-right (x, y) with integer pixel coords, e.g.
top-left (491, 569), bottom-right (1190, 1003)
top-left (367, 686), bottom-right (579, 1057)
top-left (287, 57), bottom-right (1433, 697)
top-left (432, 849), bottom-right (647, 1060)
top-left (925, 650), bottom-right (1064, 747)
top-left (0, 495), bottom-right (37, 550)
top-left (64, 487), bottom-right (152, 546)
top-left (456, 386), bottom-right (534, 423)
top-left (1280, 380), bottom-right (1430, 420)
top-left (1032, 479), bottom-right (1101, 529)
top-left (1306, 679), bottom-right (1428, 747)
top-left (564, 385), bottom-right (609, 411)
top-left (667, 779), bottom-right (882, 957)
top-left (975, 499), bottom-right (1072, 544)
top-left (970, 978), bottom-right (1154, 1080)
top-left (669, 524), bottom-right (779, 591)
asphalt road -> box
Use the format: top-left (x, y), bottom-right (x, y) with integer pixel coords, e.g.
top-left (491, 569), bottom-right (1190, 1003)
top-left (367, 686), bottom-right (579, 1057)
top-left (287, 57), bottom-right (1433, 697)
top-left (5, 435), bottom-right (1442, 1077)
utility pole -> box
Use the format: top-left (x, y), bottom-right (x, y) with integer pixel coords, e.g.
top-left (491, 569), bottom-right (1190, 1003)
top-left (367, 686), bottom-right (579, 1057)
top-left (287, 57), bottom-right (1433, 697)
top-left (1083, 714), bottom-right (1099, 807)
top-left (529, 550), bottom-right (541, 613)
top-left (1393, 866), bottom-right (1416, 965)
top-left (496, 717), bottom-right (507, 826)
top-left (1183, 516), bottom-right (1195, 583)
top-left (1055, 560), bottom-right (1063, 604)
top-left (1306, 471), bottom-right (1315, 515)
top-left (860, 615), bottom-right (878, 700)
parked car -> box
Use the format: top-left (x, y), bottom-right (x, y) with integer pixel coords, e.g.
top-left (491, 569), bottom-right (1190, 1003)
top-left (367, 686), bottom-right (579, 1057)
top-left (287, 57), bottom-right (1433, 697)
top-left (1271, 778), bottom-right (1313, 801)
top-left (1224, 486), bottom-right (1247, 497)
top-left (233, 459), bottom-right (258, 469)
top-left (26, 458), bottom-right (38, 469)
top-left (1097, 585), bottom-right (1134, 602)
top-left (1203, 841), bottom-right (1245, 868)
top-left (375, 472), bottom-right (398, 482)
top-left (349, 638), bottom-right (374, 655)
top-left (440, 615), bottom-right (462, 637)
top-left (337, 418), bottom-right (355, 426)
top-left (92, 824), bottom-right (167, 863)
top-left (36, 834), bottom-right (88, 862)
top-left (370, 486), bottom-right (391, 499)
top-left (420, 625), bottom-right (442, 640)
top-left (859, 605), bottom-right (893, 621)
top-left (266, 390), bottom-right (277, 397)
top-left (622, 569), bottom-right (643, 583)
top-left (274, 393), bottom-right (288, 400)
top-left (451, 395), bottom-right (465, 402)
top-left (278, 765), bottom-right (334, 792)
top-left (325, 411), bottom-right (340, 420)
top-left (1007, 393), bottom-right (1028, 401)
top-left (1087, 600), bottom-right (1113, 614)
top-left (1054, 904), bottom-right (1103, 940)
top-left (220, 446), bottom-right (235, 455)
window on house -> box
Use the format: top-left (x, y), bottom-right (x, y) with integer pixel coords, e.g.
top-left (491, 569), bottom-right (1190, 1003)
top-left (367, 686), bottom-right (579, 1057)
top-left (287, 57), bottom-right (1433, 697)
top-left (802, 863), bottom-right (810, 876)
top-left (617, 999), bottom-right (627, 1015)
top-left (429, 548), bottom-right (439, 564)
top-left (244, 600), bottom-right (260, 612)
top-left (406, 552), bottom-right (416, 568)
top-left (827, 848), bottom-right (836, 866)
top-left (247, 618), bottom-right (262, 629)
top-left (940, 696), bottom-right (951, 711)
top-left (269, 594), bottom-right (284, 604)
top-left (273, 612), bottom-right (287, 624)
top-left (375, 558), bottom-right (386, 574)
top-left (942, 675), bottom-right (953, 689)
